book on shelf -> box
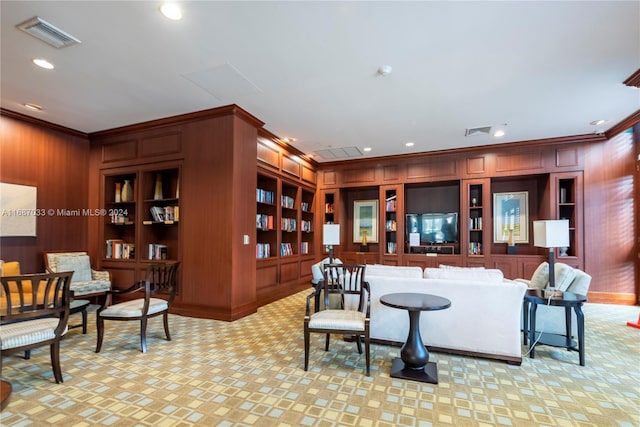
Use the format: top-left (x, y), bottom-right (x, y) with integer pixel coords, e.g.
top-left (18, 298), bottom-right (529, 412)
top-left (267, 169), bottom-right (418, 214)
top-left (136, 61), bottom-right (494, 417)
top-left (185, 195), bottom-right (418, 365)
top-left (150, 206), bottom-right (164, 222)
top-left (148, 243), bottom-right (168, 260)
top-left (387, 242), bottom-right (397, 254)
top-left (301, 202), bottom-right (310, 212)
top-left (325, 203), bottom-right (334, 213)
top-left (280, 242), bottom-right (294, 256)
top-left (385, 196), bottom-right (397, 212)
top-left (105, 239), bottom-right (135, 259)
top-left (256, 243), bottom-right (271, 259)
top-left (468, 217), bottom-right (482, 230)
top-left (469, 242), bottom-right (482, 255)
top-left (386, 220), bottom-right (397, 231)
top-left (281, 195), bottom-right (295, 209)
top-left (256, 214), bottom-right (274, 230)
top-left (301, 220), bottom-right (312, 232)
top-left (256, 188), bottom-right (274, 204)
top-left (300, 241), bottom-right (309, 254)
top-left (281, 217), bottom-right (296, 232)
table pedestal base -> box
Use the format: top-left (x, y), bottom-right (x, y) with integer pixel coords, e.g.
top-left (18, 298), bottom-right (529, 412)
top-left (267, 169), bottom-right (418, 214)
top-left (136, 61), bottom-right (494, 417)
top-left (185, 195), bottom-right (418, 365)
top-left (389, 357), bottom-right (439, 384)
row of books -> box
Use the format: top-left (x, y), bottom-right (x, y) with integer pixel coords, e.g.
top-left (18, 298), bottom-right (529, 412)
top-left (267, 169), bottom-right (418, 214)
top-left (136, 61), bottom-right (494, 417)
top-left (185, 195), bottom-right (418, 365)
top-left (281, 195), bottom-right (295, 209)
top-left (301, 220), bottom-right (312, 232)
top-left (386, 196), bottom-right (397, 212)
top-left (106, 240), bottom-right (135, 259)
top-left (469, 217), bottom-right (483, 230)
top-left (469, 242), bottom-right (483, 255)
top-left (386, 220), bottom-right (397, 231)
top-left (387, 242), bottom-right (397, 254)
top-left (256, 214), bottom-right (274, 231)
top-left (149, 205), bottom-right (179, 222)
top-left (148, 243), bottom-right (168, 260)
top-left (301, 202), bottom-right (310, 212)
top-left (281, 217), bottom-right (296, 232)
top-left (257, 188), bottom-right (274, 204)
top-left (256, 243), bottom-right (271, 259)
top-left (280, 243), bottom-right (294, 256)
top-left (256, 241), bottom-right (311, 258)
top-left (325, 203), bottom-right (334, 213)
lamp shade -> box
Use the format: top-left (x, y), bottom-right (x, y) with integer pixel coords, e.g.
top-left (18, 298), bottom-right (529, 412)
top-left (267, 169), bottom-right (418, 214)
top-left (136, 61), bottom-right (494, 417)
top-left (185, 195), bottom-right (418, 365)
top-left (323, 224), bottom-right (341, 245)
top-left (533, 220), bottom-right (569, 248)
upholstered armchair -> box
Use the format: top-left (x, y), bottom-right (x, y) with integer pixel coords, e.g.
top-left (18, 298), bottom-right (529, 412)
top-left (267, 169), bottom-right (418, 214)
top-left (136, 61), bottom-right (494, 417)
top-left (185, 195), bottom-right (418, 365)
top-left (517, 262), bottom-right (592, 336)
top-left (1, 272), bottom-right (73, 383)
top-left (96, 261), bottom-right (179, 353)
top-left (304, 263), bottom-right (371, 376)
top-left (44, 251), bottom-right (112, 334)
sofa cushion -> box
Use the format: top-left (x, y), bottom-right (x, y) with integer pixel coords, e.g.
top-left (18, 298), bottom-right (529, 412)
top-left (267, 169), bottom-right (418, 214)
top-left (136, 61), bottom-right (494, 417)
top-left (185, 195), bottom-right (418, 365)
top-left (529, 262), bottom-right (549, 290)
top-left (0, 261), bottom-right (21, 277)
top-left (528, 262), bottom-right (577, 292)
top-left (424, 267), bottom-right (504, 284)
top-left (57, 255), bottom-right (92, 282)
top-left (365, 264), bottom-right (423, 279)
top-left (554, 263), bottom-right (577, 292)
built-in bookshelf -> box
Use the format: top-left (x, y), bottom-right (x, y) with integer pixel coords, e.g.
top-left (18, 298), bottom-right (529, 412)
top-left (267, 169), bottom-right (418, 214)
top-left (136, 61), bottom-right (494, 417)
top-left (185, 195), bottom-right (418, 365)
top-left (467, 181), bottom-right (486, 257)
top-left (554, 172), bottom-right (583, 268)
top-left (280, 182), bottom-right (298, 257)
top-left (300, 189), bottom-right (314, 255)
top-left (141, 167), bottom-right (180, 261)
top-left (257, 174), bottom-right (277, 259)
top-left (103, 171), bottom-right (137, 260)
top-left (384, 188), bottom-right (398, 255)
top-left (101, 164), bottom-right (181, 262)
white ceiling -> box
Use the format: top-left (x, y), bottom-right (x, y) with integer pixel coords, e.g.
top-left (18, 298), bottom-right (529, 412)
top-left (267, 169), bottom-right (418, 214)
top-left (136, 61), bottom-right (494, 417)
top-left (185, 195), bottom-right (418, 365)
top-left (1, 1), bottom-right (639, 162)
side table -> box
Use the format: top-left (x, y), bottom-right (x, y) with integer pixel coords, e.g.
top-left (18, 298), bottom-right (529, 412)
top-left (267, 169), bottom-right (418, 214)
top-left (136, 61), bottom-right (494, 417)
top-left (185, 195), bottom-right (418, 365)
top-left (380, 293), bottom-right (451, 383)
top-left (523, 289), bottom-right (587, 366)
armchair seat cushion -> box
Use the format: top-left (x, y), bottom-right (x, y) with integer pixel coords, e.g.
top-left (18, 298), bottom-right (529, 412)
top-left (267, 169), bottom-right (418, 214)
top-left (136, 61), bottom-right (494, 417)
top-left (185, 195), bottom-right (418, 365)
top-left (308, 309), bottom-right (365, 331)
top-left (100, 298), bottom-right (168, 318)
top-left (0, 318), bottom-right (68, 350)
top-left (70, 280), bottom-right (111, 297)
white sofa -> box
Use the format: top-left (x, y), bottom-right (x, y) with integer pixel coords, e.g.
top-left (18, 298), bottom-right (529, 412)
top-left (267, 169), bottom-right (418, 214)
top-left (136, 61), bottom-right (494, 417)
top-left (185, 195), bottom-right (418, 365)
top-left (361, 264), bottom-right (528, 364)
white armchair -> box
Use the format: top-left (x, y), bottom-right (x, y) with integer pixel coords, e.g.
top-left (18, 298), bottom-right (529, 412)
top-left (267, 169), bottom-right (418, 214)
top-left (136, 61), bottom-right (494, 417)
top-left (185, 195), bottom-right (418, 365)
top-left (517, 262), bottom-right (592, 336)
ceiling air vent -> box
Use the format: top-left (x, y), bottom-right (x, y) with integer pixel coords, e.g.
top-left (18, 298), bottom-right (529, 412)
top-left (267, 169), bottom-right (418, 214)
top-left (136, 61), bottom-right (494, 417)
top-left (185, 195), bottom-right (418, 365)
top-left (314, 146), bottom-right (363, 160)
top-left (464, 126), bottom-right (492, 137)
top-left (17, 17), bottom-right (81, 49)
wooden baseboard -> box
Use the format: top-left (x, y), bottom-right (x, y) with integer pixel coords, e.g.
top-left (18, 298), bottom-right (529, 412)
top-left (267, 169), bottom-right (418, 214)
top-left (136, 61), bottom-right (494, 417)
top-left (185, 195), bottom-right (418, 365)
top-left (586, 292), bottom-right (638, 305)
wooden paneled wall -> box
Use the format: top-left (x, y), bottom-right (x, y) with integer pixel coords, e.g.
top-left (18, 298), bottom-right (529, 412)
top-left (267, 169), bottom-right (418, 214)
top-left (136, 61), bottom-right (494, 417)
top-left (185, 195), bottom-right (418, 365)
top-left (0, 112), bottom-right (90, 273)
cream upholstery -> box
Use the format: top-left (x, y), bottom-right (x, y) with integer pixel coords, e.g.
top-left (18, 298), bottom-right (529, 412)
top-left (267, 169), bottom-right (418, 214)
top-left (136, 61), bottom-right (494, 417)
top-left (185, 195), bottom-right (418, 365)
top-left (308, 310), bottom-right (366, 331)
top-left (1, 318), bottom-right (66, 350)
top-left (44, 251), bottom-right (111, 297)
top-left (100, 298), bottom-right (168, 318)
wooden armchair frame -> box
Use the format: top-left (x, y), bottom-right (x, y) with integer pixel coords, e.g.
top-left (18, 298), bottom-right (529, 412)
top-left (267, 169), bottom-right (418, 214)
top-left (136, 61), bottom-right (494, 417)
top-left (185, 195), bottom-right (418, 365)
top-left (1, 272), bottom-right (73, 383)
top-left (304, 263), bottom-right (371, 376)
top-left (96, 262), bottom-right (179, 353)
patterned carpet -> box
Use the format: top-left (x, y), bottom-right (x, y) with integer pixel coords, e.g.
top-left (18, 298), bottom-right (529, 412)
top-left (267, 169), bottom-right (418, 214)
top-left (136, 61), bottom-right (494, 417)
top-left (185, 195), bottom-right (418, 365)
top-left (1, 290), bottom-right (639, 427)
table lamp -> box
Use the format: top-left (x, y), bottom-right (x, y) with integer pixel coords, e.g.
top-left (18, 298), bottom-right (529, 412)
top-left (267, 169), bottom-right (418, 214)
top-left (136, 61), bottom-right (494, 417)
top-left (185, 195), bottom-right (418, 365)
top-left (533, 219), bottom-right (569, 297)
top-left (323, 223), bottom-right (341, 264)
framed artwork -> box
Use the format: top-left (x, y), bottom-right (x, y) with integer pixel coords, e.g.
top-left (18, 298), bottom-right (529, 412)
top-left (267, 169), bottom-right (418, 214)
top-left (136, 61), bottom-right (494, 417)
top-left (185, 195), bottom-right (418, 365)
top-left (353, 200), bottom-right (379, 243)
top-left (0, 182), bottom-right (37, 237)
top-left (493, 191), bottom-right (529, 243)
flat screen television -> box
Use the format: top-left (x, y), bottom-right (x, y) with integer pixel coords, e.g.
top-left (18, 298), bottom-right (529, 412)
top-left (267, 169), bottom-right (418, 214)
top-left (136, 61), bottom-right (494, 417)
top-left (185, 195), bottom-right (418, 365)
top-left (406, 212), bottom-right (459, 244)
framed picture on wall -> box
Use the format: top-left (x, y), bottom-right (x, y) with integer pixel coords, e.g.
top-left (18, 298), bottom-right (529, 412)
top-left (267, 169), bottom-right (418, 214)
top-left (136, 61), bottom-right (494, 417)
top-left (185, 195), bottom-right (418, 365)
top-left (493, 191), bottom-right (529, 243)
top-left (353, 199), bottom-right (379, 243)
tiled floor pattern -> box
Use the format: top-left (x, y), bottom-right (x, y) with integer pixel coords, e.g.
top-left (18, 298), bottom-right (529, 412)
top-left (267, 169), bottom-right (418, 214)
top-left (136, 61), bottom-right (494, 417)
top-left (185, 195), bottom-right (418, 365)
top-left (1, 290), bottom-right (639, 426)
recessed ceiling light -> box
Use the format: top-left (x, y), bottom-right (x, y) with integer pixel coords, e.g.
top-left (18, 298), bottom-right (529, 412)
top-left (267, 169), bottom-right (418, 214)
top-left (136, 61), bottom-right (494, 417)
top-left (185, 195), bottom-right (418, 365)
top-left (363, 147), bottom-right (372, 152)
top-left (590, 119), bottom-right (607, 126)
top-left (377, 65), bottom-right (393, 76)
top-left (32, 58), bottom-right (54, 70)
top-left (23, 103), bottom-right (43, 111)
top-left (282, 137), bottom-right (297, 143)
top-left (405, 142), bottom-right (415, 147)
top-left (160, 3), bottom-right (182, 20)
top-left (493, 130), bottom-right (505, 137)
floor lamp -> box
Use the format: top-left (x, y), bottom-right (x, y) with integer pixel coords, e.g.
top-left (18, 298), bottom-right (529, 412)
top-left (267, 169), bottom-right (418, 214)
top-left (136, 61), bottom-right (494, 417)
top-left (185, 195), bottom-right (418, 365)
top-left (533, 219), bottom-right (569, 297)
top-left (323, 223), bottom-right (341, 264)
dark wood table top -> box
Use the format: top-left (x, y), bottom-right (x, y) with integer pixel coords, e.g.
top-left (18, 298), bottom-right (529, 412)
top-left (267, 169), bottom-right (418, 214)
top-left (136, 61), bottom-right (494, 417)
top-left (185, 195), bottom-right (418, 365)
top-left (524, 289), bottom-right (587, 306)
top-left (380, 293), bottom-right (451, 311)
